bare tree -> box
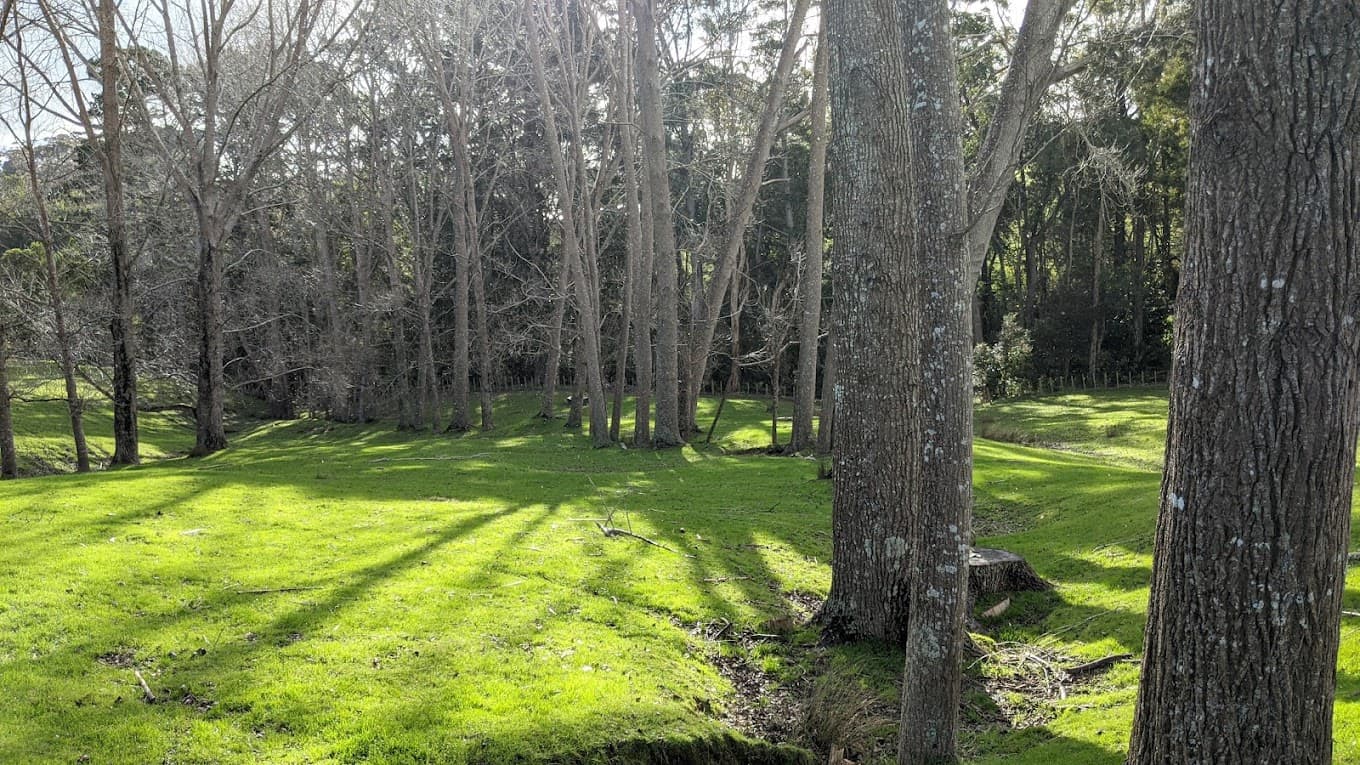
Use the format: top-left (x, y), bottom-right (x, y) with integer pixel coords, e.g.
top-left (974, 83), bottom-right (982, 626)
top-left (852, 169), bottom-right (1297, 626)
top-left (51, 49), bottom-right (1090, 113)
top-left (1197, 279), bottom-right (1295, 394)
top-left (122, 0), bottom-right (359, 455)
top-left (523, 0), bottom-right (610, 447)
top-left (788, 11), bottom-right (828, 453)
top-left (0, 9), bottom-right (90, 472)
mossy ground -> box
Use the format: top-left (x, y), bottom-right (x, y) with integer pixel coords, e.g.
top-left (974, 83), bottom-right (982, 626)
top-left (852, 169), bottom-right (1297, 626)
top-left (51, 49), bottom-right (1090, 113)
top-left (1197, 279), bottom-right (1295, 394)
top-left (2, 384), bottom-right (1358, 762)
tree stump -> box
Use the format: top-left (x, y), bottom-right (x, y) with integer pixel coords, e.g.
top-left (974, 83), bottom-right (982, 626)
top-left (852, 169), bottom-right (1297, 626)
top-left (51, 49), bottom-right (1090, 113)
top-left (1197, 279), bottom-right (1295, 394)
top-left (969, 547), bottom-right (1051, 596)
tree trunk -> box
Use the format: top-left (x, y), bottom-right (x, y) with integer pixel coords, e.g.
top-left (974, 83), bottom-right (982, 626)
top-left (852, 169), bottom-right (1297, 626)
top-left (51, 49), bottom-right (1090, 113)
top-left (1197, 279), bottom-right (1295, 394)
top-left (449, 187), bottom-right (473, 433)
top-left (630, 85), bottom-right (654, 445)
top-left (820, 0), bottom-right (921, 644)
top-left (13, 48), bottom-right (90, 472)
top-left (789, 14), bottom-right (829, 453)
top-left (101, 0), bottom-right (138, 465)
top-left (898, 1), bottom-right (973, 759)
top-left (1130, 216), bottom-right (1147, 365)
top-left (634, 0), bottom-right (681, 447)
top-left (816, 322), bottom-right (835, 455)
top-left (0, 320), bottom-right (16, 479)
top-left (1128, 3), bottom-right (1360, 762)
top-left (524, 0), bottom-right (610, 447)
top-left (471, 237), bottom-right (495, 431)
top-left (1088, 191), bottom-right (1106, 379)
top-left (540, 261), bottom-right (570, 419)
top-left (192, 224), bottom-right (228, 456)
top-left (964, 0), bottom-right (1075, 286)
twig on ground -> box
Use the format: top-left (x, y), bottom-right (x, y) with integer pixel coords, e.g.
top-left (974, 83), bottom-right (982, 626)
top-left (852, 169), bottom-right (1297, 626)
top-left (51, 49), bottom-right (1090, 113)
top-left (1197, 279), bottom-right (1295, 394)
top-left (369, 453), bottom-right (490, 463)
top-left (234, 586), bottom-right (323, 595)
top-left (1065, 653), bottom-right (1135, 675)
top-left (132, 669), bottom-right (156, 702)
top-left (598, 519), bottom-right (677, 549)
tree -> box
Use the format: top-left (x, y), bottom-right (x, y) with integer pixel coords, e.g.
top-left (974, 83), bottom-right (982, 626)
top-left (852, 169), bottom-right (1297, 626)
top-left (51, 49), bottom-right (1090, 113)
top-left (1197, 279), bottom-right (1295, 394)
top-left (788, 11), bottom-right (828, 453)
top-left (0, 9), bottom-right (90, 472)
top-left (523, 0), bottom-right (610, 448)
top-left (821, 0), bottom-right (920, 644)
top-left (633, 0), bottom-right (680, 447)
top-left (1127, 2), bottom-right (1360, 762)
top-left (125, 0), bottom-right (357, 455)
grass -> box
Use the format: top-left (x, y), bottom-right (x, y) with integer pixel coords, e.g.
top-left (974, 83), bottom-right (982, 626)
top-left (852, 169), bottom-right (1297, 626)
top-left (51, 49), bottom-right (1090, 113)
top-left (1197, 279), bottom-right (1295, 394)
top-left (3, 383), bottom-right (1359, 763)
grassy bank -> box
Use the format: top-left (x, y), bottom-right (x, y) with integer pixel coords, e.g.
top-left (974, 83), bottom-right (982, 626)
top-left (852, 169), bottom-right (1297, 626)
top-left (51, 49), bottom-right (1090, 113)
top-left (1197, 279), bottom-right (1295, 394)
top-left (2, 386), bottom-right (1357, 762)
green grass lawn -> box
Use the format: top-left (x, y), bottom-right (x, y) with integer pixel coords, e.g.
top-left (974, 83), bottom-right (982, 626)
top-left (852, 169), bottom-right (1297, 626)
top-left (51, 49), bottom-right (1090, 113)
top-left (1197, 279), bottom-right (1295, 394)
top-left (3, 385), bottom-right (1359, 763)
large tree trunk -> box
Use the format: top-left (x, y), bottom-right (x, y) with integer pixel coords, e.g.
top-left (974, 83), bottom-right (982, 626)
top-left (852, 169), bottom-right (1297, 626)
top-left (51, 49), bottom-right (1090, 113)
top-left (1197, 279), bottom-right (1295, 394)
top-left (789, 14), bottom-right (829, 453)
top-left (820, 0), bottom-right (921, 644)
top-left (100, 0), bottom-right (138, 465)
top-left (898, 0), bottom-right (973, 759)
top-left (1128, 3), bottom-right (1360, 762)
top-left (634, 0), bottom-right (681, 447)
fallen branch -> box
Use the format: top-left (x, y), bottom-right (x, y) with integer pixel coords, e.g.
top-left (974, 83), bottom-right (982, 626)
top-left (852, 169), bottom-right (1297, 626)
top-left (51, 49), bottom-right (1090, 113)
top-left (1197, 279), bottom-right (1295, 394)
top-left (132, 669), bottom-right (156, 702)
top-left (702, 576), bottom-right (751, 583)
top-left (1064, 653), bottom-right (1134, 676)
top-left (1343, 610), bottom-right (1360, 618)
top-left (234, 586), bottom-right (323, 595)
top-left (369, 453), bottom-right (491, 463)
top-left (594, 522), bottom-right (676, 553)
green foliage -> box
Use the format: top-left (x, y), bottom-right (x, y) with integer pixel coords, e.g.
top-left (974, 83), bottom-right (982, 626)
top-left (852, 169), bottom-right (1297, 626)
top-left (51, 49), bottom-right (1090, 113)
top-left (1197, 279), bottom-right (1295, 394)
top-left (973, 313), bottom-right (1034, 400)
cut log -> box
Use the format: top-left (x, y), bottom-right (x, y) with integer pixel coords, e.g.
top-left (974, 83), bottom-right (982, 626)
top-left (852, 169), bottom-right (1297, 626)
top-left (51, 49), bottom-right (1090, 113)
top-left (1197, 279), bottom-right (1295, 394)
top-left (969, 547), bottom-right (1051, 596)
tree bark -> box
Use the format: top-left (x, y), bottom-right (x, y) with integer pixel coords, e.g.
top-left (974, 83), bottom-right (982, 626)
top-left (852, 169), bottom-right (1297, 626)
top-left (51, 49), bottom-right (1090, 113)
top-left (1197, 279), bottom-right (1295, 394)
top-left (897, 0), bottom-right (974, 759)
top-left (816, 322), bottom-right (835, 455)
top-left (623, 12), bottom-right (653, 446)
top-left (1128, 3), bottom-right (1360, 762)
top-left (820, 0), bottom-right (921, 644)
top-left (634, 0), bottom-right (681, 447)
top-left (789, 13), bottom-right (829, 453)
top-left (0, 320), bottom-right (15, 479)
top-left (192, 228), bottom-right (228, 455)
top-left (100, 0), bottom-right (138, 465)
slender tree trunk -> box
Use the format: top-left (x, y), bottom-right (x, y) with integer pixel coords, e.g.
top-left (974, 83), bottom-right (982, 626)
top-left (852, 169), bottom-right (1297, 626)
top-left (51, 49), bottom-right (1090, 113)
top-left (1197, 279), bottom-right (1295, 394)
top-left (1088, 191), bottom-right (1106, 378)
top-left (683, 0), bottom-right (811, 430)
top-left (524, 0), bottom-right (610, 447)
top-left (620, 0), bottom-right (652, 446)
top-left (449, 191), bottom-right (473, 433)
top-left (0, 320), bottom-right (16, 479)
top-left (898, 0), bottom-right (973, 759)
top-left (100, 0), bottom-right (138, 465)
top-left (13, 46), bottom-right (90, 471)
top-left (540, 262), bottom-right (570, 418)
top-left (790, 14), bottom-right (829, 453)
top-left (1128, 3), bottom-right (1360, 762)
top-left (192, 226), bottom-right (228, 456)
top-left (820, 0), bottom-right (921, 644)
top-left (727, 250), bottom-right (743, 394)
top-left (471, 239), bottom-right (495, 430)
top-left (1130, 216), bottom-right (1147, 365)
top-left (817, 322), bottom-right (835, 455)
top-left (964, 0), bottom-right (1075, 285)
top-left (634, 0), bottom-right (681, 447)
